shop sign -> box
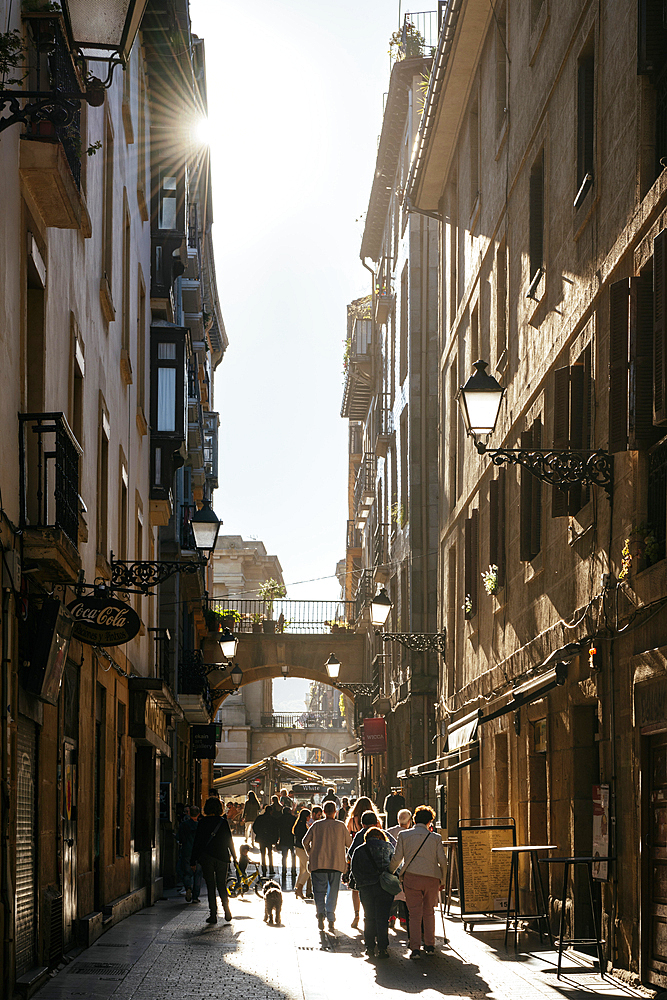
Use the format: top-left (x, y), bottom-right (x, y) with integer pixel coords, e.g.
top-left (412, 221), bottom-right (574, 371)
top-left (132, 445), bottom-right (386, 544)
top-left (362, 717), bottom-right (387, 754)
top-left (192, 724), bottom-right (218, 759)
top-left (67, 595), bottom-right (141, 646)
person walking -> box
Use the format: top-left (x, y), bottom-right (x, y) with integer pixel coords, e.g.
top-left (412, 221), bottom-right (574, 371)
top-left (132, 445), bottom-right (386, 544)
top-left (337, 796), bottom-right (350, 822)
top-left (389, 805), bottom-right (446, 959)
top-left (242, 790), bottom-right (260, 843)
top-left (190, 797), bottom-right (237, 925)
top-left (383, 788), bottom-right (406, 829)
top-left (322, 786), bottom-right (340, 808)
top-left (302, 800), bottom-right (352, 932)
top-left (292, 807), bottom-right (310, 899)
top-left (178, 805), bottom-right (203, 902)
top-left (253, 803), bottom-right (279, 874)
top-left (347, 796), bottom-right (379, 928)
top-left (351, 827), bottom-right (395, 960)
top-left (278, 804), bottom-right (296, 876)
top-left (386, 808), bottom-right (412, 929)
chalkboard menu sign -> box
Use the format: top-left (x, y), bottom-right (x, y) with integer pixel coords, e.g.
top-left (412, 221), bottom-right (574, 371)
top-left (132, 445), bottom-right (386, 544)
top-left (458, 819), bottom-right (515, 918)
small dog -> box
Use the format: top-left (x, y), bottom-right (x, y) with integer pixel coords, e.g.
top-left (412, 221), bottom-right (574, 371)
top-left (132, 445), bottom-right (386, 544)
top-left (263, 880), bottom-right (283, 925)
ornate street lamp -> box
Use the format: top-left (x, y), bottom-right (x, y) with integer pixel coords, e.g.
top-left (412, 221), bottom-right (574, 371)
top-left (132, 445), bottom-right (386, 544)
top-left (457, 360), bottom-right (613, 499)
top-left (219, 628), bottom-right (238, 661)
top-left (190, 498), bottom-right (222, 562)
top-left (230, 664), bottom-right (243, 691)
top-left (371, 589), bottom-right (446, 655)
top-left (110, 498), bottom-right (222, 593)
top-left (325, 653), bottom-right (341, 679)
top-left (0, 0), bottom-right (149, 134)
top-left (281, 663), bottom-right (289, 679)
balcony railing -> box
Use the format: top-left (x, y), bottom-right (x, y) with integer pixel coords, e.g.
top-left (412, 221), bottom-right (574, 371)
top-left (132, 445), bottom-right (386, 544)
top-left (354, 453), bottom-right (377, 517)
top-left (347, 519), bottom-right (362, 551)
top-left (209, 599), bottom-right (356, 634)
top-left (355, 569), bottom-right (374, 623)
top-left (373, 522), bottom-right (391, 570)
top-left (260, 713), bottom-right (346, 730)
top-left (391, 10), bottom-right (439, 65)
top-left (180, 503), bottom-right (197, 551)
top-left (19, 412), bottom-right (81, 548)
top-left (179, 649), bottom-right (212, 716)
top-left (23, 15), bottom-right (83, 189)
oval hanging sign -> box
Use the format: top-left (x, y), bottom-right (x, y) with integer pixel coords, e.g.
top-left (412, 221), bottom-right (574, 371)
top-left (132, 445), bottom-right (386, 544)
top-left (67, 596), bottom-right (141, 646)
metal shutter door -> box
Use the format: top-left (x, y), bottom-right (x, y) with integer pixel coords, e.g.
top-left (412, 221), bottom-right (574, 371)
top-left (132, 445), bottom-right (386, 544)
top-left (15, 717), bottom-right (37, 978)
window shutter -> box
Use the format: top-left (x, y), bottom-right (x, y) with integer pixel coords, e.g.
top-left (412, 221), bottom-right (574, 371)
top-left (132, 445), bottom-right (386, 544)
top-left (638, 0), bottom-right (667, 77)
top-left (529, 155), bottom-right (544, 282)
top-left (464, 515), bottom-right (473, 615)
top-left (577, 57), bottom-right (594, 185)
top-left (520, 429), bottom-right (534, 560)
top-left (530, 419), bottom-right (542, 556)
top-left (654, 229), bottom-right (667, 424)
top-left (630, 272), bottom-right (661, 448)
top-left (489, 474), bottom-right (505, 587)
top-left (552, 367), bottom-right (571, 517)
top-left (609, 279), bottom-right (630, 452)
top-left (569, 365), bottom-right (585, 513)
top-left (470, 508), bottom-right (479, 614)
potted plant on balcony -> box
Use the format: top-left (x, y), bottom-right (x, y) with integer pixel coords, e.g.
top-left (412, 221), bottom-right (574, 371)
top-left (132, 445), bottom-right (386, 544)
top-left (204, 607), bottom-right (225, 633)
top-left (258, 578), bottom-right (286, 633)
top-left (374, 281), bottom-right (393, 325)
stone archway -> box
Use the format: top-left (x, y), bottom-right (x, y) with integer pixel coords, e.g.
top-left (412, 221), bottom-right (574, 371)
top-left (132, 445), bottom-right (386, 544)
top-left (251, 730), bottom-right (352, 762)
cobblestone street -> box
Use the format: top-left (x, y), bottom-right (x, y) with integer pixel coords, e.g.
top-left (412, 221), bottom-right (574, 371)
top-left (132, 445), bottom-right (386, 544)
top-left (32, 863), bottom-right (653, 1000)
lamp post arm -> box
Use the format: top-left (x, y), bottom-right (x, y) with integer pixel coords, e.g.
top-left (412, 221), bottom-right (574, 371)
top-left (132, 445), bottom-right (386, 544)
top-left (475, 444), bottom-right (613, 499)
top-left (376, 631), bottom-right (447, 656)
top-left (110, 557), bottom-right (206, 593)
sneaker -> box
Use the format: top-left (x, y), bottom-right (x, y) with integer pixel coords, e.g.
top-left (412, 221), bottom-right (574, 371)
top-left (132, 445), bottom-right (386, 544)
top-left (365, 946), bottom-right (376, 958)
top-left (409, 950), bottom-right (421, 960)
top-left (206, 915), bottom-right (217, 924)
top-left (317, 914), bottom-right (325, 931)
top-left (191, 898), bottom-right (200, 903)
top-left (377, 950), bottom-right (389, 960)
top-left (328, 921), bottom-right (335, 934)
top-left (224, 915), bottom-right (232, 924)
top-left (423, 945), bottom-right (435, 954)
top-left (185, 888), bottom-right (192, 902)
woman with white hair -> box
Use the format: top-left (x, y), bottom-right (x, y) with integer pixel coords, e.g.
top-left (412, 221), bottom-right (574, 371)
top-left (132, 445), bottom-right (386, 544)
top-left (386, 808), bottom-right (412, 930)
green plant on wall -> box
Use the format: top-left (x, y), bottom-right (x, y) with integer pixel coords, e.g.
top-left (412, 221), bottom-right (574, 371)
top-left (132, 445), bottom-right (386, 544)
top-left (0, 28), bottom-right (25, 84)
top-left (481, 564), bottom-right (499, 596)
top-left (390, 502), bottom-right (406, 528)
top-left (619, 523), bottom-right (660, 580)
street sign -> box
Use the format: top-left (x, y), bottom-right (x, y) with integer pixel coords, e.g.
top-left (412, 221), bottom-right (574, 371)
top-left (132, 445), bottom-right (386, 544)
top-left (362, 717), bottom-right (387, 754)
top-left (191, 724), bottom-right (217, 759)
top-left (67, 595), bottom-right (141, 646)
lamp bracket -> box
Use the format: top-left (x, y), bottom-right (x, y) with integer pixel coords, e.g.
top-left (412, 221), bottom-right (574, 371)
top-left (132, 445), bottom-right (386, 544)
top-left (376, 631), bottom-right (447, 655)
top-left (0, 91), bottom-right (85, 134)
top-left (110, 555), bottom-right (206, 594)
top-left (336, 682), bottom-right (376, 697)
top-left (475, 444), bottom-right (613, 499)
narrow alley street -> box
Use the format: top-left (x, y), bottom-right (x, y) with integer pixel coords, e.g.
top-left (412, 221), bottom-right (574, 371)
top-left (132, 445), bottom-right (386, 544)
top-left (32, 856), bottom-right (652, 1000)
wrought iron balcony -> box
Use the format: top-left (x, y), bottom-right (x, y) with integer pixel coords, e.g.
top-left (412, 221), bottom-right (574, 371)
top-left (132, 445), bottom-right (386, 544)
top-left (19, 412), bottom-right (81, 548)
top-left (209, 599), bottom-right (356, 634)
top-left (373, 393), bottom-right (394, 457)
top-left (341, 317), bottom-right (373, 420)
top-left (373, 522), bottom-right (392, 571)
top-left (259, 712), bottom-right (346, 730)
top-left (390, 10), bottom-right (439, 64)
top-left (178, 649), bottom-right (212, 719)
top-left (354, 453), bottom-right (377, 521)
top-left (355, 569), bottom-right (374, 623)
top-left (347, 520), bottom-right (362, 553)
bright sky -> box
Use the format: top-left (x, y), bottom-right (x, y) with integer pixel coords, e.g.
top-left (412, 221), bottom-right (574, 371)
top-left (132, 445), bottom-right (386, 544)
top-left (189, 0), bottom-right (405, 602)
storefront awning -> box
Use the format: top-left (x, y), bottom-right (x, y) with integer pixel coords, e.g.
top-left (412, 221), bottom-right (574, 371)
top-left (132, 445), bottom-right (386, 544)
top-left (212, 756), bottom-right (324, 789)
top-left (481, 661), bottom-right (569, 724)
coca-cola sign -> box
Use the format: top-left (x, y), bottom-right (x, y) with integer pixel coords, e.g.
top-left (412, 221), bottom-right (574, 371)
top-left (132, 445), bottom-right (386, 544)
top-left (67, 595), bottom-right (141, 646)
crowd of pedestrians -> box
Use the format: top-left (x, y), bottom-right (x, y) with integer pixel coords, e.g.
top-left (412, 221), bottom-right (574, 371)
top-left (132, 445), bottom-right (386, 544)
top-left (175, 785), bottom-right (445, 961)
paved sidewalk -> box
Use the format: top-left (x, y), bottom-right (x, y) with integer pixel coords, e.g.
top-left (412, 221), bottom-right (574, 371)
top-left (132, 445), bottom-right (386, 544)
top-left (33, 874), bottom-right (654, 1000)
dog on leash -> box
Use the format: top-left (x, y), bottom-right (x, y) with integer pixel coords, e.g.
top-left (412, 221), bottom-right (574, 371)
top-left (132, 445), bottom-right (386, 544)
top-left (263, 880), bottom-right (283, 925)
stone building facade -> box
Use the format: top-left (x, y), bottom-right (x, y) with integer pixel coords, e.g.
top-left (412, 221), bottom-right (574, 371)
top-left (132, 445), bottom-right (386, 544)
top-left (402, 0), bottom-right (667, 984)
top-left (0, 1), bottom-right (225, 992)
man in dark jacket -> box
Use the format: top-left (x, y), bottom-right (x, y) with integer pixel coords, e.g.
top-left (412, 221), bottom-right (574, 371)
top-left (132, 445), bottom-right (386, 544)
top-left (383, 789), bottom-right (406, 828)
top-left (178, 805), bottom-right (202, 902)
top-left (191, 797), bottom-right (237, 924)
top-left (278, 805), bottom-right (296, 875)
top-left (253, 803), bottom-right (280, 874)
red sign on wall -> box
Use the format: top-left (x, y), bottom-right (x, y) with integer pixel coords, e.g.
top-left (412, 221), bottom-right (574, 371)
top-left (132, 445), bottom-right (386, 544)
top-left (362, 717), bottom-right (387, 755)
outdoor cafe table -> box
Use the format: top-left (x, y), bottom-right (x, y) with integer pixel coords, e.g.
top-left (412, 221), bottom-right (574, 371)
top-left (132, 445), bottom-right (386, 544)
top-left (491, 844), bottom-right (555, 949)
top-left (539, 855), bottom-right (615, 979)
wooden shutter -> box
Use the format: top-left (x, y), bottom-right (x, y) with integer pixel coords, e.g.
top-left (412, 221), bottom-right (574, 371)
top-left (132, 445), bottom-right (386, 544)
top-left (654, 229), bottom-right (667, 424)
top-left (569, 365), bottom-right (585, 513)
top-left (577, 56), bottom-right (594, 185)
top-left (520, 429), bottom-right (534, 561)
top-left (529, 154), bottom-right (544, 282)
top-left (631, 271), bottom-right (662, 448)
top-left (489, 473), bottom-right (505, 587)
top-left (609, 279), bottom-right (630, 452)
top-left (638, 0), bottom-right (667, 76)
top-left (552, 367), bottom-right (571, 517)
top-left (530, 420), bottom-right (542, 556)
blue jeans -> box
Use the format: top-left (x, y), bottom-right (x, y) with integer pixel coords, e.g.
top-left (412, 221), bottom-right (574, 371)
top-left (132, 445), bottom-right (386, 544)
top-left (311, 870), bottom-right (341, 922)
top-left (358, 882), bottom-right (393, 951)
top-left (183, 862), bottom-right (203, 898)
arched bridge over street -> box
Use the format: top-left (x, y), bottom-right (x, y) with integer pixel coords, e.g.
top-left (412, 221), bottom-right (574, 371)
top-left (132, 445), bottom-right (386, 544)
top-left (206, 599), bottom-right (372, 716)
top-left (252, 712), bottom-right (352, 762)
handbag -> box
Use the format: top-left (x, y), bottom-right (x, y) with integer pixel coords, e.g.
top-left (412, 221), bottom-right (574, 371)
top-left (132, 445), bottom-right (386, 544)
top-left (400, 831), bottom-right (431, 882)
top-left (367, 845), bottom-right (402, 895)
